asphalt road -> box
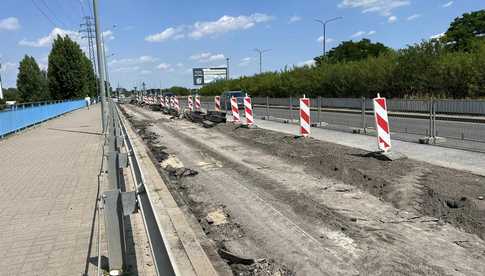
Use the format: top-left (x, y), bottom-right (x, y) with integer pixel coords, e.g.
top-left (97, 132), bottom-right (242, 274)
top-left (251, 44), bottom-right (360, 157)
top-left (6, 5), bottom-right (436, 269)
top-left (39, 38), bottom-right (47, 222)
top-left (184, 101), bottom-right (485, 152)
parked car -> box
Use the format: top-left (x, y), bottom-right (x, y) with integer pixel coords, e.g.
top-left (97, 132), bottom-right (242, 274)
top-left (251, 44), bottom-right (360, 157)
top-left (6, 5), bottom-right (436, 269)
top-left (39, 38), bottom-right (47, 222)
top-left (221, 91), bottom-right (246, 110)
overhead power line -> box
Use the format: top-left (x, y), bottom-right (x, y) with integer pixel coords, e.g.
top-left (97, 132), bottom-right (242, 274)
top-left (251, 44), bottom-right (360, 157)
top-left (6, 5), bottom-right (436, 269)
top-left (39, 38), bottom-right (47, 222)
top-left (38, 0), bottom-right (68, 28)
top-left (30, 0), bottom-right (58, 27)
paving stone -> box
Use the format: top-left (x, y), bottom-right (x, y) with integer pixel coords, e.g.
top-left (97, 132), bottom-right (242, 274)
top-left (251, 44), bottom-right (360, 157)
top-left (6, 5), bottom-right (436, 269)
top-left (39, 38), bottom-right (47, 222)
top-left (0, 106), bottom-right (103, 275)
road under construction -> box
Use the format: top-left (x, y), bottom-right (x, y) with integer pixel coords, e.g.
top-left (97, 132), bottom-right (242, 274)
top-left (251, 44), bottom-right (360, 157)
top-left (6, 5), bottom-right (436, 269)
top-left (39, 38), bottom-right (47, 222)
top-left (116, 98), bottom-right (485, 275)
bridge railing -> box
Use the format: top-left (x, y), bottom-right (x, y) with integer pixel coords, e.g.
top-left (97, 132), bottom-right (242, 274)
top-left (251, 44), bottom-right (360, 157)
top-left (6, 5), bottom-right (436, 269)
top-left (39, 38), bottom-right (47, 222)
top-left (0, 99), bottom-right (86, 137)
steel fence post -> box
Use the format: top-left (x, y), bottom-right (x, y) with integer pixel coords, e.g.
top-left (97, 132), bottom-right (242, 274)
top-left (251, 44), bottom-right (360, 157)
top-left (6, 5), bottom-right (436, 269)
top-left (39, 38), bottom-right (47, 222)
top-left (433, 99), bottom-right (437, 141)
top-left (361, 97), bottom-right (366, 133)
top-left (318, 96), bottom-right (321, 127)
top-left (266, 96), bottom-right (269, 119)
top-left (289, 96), bottom-right (293, 122)
top-left (428, 98), bottom-right (433, 140)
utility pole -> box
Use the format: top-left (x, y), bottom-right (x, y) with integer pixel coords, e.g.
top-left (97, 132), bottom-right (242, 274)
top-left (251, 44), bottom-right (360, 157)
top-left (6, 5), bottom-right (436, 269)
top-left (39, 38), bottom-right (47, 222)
top-left (254, 48), bottom-right (271, 74)
top-left (315, 17), bottom-right (343, 57)
top-left (79, 16), bottom-right (98, 77)
top-left (80, 16), bottom-right (99, 107)
top-left (93, 0), bottom-right (107, 132)
top-left (226, 57), bottom-right (230, 80)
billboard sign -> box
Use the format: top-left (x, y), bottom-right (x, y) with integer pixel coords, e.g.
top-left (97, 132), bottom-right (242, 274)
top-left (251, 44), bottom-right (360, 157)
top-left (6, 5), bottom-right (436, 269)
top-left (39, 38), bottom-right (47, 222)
top-left (193, 67), bottom-right (227, 85)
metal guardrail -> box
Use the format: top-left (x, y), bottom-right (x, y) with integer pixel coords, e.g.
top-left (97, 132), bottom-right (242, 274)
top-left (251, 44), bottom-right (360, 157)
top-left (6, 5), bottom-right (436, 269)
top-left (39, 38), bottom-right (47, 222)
top-left (0, 99), bottom-right (86, 136)
top-left (251, 97), bottom-right (485, 115)
top-left (100, 100), bottom-right (176, 276)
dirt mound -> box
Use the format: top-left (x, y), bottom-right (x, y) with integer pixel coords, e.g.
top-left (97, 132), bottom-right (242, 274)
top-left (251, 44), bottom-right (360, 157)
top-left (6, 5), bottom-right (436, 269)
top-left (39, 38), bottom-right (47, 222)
top-left (215, 124), bottom-right (485, 240)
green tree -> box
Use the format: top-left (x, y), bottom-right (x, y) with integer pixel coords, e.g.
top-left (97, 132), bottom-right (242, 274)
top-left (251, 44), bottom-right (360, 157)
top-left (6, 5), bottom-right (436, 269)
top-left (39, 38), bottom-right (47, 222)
top-left (3, 87), bottom-right (22, 102)
top-left (167, 86), bottom-right (191, 95)
top-left (443, 9), bottom-right (485, 52)
top-left (82, 56), bottom-right (97, 98)
top-left (48, 35), bottom-right (95, 99)
top-left (17, 55), bottom-right (49, 102)
top-left (315, 39), bottom-right (392, 65)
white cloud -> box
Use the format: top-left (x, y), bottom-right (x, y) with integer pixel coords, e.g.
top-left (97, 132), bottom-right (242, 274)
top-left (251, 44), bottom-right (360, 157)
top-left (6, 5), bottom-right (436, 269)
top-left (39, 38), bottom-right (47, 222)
top-left (407, 14), bottom-right (420, 21)
top-left (113, 66), bottom-right (140, 73)
top-left (442, 1), bottom-right (453, 8)
top-left (350, 30), bottom-right (376, 38)
top-left (103, 30), bottom-right (115, 40)
top-left (176, 62), bottom-right (184, 67)
top-left (0, 17), bottom-right (20, 31)
top-left (430, 32), bottom-right (445, 39)
top-left (19, 27), bottom-right (83, 47)
top-left (0, 62), bottom-right (17, 73)
top-left (190, 13), bottom-right (273, 38)
top-left (157, 63), bottom-right (173, 71)
top-left (109, 55), bottom-right (158, 66)
top-left (297, 60), bottom-right (316, 67)
top-left (38, 63), bottom-right (48, 71)
top-left (146, 13), bottom-right (273, 42)
top-left (289, 16), bottom-right (301, 23)
top-left (339, 0), bottom-right (410, 16)
top-left (317, 36), bottom-right (335, 43)
top-left (388, 16), bottom-right (398, 23)
top-left (145, 26), bottom-right (184, 42)
top-left (239, 57), bottom-right (252, 66)
top-left (190, 52), bottom-right (225, 63)
top-left (139, 70), bottom-right (152, 75)
top-left (351, 31), bottom-right (366, 38)
top-left (139, 55), bottom-right (158, 63)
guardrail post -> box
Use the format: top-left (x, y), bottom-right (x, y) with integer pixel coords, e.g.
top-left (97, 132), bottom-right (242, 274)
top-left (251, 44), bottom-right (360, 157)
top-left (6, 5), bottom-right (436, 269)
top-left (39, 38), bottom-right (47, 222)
top-left (102, 190), bottom-right (124, 273)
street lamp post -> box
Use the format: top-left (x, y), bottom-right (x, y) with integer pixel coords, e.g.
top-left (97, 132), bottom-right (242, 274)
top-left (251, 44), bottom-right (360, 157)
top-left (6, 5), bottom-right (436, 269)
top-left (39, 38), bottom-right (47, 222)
top-left (254, 48), bottom-right (271, 74)
top-left (102, 24), bottom-right (117, 98)
top-left (315, 17), bottom-right (343, 57)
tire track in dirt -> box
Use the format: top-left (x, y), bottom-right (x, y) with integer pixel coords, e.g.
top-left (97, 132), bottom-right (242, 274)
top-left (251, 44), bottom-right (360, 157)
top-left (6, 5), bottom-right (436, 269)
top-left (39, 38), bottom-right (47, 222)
top-left (386, 167), bottom-right (429, 212)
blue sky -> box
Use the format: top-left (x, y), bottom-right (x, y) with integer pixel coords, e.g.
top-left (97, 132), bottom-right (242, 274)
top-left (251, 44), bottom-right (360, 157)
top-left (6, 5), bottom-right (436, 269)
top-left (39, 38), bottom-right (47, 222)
top-left (0, 0), bottom-right (484, 89)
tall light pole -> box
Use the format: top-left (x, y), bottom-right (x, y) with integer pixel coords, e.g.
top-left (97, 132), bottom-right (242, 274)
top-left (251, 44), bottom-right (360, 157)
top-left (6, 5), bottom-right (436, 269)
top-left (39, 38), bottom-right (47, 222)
top-left (226, 57), bottom-right (230, 80)
top-left (93, 0), bottom-right (107, 132)
top-left (102, 24), bottom-right (117, 98)
top-left (254, 48), bottom-right (271, 74)
top-left (104, 53), bottom-right (115, 98)
top-left (315, 17), bottom-right (342, 57)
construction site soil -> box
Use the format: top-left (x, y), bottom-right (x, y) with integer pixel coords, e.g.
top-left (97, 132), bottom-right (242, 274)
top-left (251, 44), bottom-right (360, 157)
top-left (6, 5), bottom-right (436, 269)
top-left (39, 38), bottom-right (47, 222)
top-left (121, 104), bottom-right (485, 276)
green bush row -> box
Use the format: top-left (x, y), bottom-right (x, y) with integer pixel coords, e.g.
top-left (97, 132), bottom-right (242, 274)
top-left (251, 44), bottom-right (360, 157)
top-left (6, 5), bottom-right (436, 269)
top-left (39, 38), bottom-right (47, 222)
top-left (199, 40), bottom-right (485, 99)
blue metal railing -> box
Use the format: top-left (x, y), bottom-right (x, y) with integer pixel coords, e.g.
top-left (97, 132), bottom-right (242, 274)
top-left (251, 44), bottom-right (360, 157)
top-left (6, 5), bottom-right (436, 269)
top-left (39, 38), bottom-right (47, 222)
top-left (0, 99), bottom-right (86, 136)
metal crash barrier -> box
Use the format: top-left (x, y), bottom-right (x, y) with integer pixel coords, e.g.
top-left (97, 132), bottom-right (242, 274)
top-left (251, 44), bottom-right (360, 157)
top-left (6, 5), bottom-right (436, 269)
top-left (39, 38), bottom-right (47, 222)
top-left (100, 100), bottom-right (176, 276)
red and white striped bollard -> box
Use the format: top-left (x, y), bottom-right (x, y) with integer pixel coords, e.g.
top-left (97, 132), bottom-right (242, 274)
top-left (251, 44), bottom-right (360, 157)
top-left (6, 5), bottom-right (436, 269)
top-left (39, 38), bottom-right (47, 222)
top-left (300, 95), bottom-right (311, 137)
top-left (188, 96), bottom-right (194, 111)
top-left (231, 96), bottom-right (240, 123)
top-left (174, 96), bottom-right (180, 113)
top-left (195, 95), bottom-right (201, 111)
top-left (244, 95), bottom-right (254, 126)
top-left (215, 96), bottom-right (221, 112)
top-left (373, 94), bottom-right (391, 152)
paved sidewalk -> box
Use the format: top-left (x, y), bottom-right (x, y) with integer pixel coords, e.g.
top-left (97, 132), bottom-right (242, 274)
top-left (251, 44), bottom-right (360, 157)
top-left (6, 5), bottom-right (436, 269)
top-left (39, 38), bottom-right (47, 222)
top-left (0, 105), bottom-right (103, 275)
top-left (256, 119), bottom-right (485, 176)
